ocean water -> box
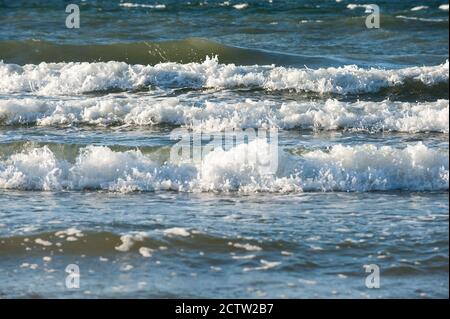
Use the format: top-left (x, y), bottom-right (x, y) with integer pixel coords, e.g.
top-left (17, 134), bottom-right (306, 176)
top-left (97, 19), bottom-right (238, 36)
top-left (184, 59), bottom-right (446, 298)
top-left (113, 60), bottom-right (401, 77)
top-left (0, 0), bottom-right (448, 298)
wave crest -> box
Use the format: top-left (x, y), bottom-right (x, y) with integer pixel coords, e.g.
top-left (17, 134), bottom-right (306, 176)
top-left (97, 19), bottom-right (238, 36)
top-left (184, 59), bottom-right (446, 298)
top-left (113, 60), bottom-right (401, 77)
top-left (1, 97), bottom-right (448, 133)
top-left (0, 142), bottom-right (447, 193)
top-left (0, 57), bottom-right (447, 95)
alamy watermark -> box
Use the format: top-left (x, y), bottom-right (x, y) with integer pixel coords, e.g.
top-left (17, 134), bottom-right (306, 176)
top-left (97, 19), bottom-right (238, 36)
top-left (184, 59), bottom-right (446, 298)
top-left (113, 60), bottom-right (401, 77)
top-left (65, 264), bottom-right (80, 289)
top-left (65, 4), bottom-right (80, 29)
top-left (63, 3), bottom-right (380, 30)
top-left (365, 4), bottom-right (380, 29)
top-left (169, 127), bottom-right (279, 175)
top-left (364, 264), bottom-right (380, 288)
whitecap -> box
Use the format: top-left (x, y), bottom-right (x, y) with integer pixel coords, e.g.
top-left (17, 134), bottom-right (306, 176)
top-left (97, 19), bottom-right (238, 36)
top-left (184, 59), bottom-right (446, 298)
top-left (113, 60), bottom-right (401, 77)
top-left (411, 6), bottom-right (428, 11)
top-left (1, 97), bottom-right (448, 133)
top-left (0, 142), bottom-right (448, 193)
top-left (0, 58), bottom-right (447, 95)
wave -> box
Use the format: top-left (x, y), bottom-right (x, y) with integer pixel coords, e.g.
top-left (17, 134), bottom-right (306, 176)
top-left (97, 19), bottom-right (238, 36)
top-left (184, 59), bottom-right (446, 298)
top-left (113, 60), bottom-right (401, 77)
top-left (0, 96), bottom-right (448, 133)
top-left (0, 228), bottom-right (285, 257)
top-left (0, 141), bottom-right (447, 192)
top-left (395, 15), bottom-right (448, 23)
top-left (0, 38), bottom-right (328, 67)
top-left (1, 230), bottom-right (447, 276)
top-left (0, 57), bottom-right (448, 95)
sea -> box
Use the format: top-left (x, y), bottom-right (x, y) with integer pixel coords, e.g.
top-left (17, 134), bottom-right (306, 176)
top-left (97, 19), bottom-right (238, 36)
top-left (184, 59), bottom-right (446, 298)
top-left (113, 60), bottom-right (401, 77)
top-left (0, 0), bottom-right (448, 298)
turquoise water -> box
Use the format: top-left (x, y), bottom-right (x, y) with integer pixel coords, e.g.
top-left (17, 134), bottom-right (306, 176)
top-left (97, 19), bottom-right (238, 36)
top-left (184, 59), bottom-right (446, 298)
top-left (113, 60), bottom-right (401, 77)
top-left (0, 0), bottom-right (448, 298)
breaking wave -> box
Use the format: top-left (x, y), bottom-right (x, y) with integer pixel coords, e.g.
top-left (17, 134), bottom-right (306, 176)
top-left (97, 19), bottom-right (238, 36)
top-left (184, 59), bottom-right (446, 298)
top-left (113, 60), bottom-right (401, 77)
top-left (0, 141), bottom-right (447, 193)
top-left (0, 57), bottom-right (447, 95)
top-left (0, 96), bottom-right (448, 133)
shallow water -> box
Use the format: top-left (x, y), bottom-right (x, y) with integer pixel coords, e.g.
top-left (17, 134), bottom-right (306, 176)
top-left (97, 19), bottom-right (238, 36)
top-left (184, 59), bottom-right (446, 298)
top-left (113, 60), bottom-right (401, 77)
top-left (0, 191), bottom-right (448, 298)
top-left (0, 0), bottom-right (448, 298)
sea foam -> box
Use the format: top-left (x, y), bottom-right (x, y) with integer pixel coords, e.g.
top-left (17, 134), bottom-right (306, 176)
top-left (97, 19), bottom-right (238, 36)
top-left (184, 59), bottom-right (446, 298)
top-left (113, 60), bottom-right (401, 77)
top-left (1, 97), bottom-right (448, 133)
top-left (0, 58), bottom-right (447, 95)
top-left (0, 142), bottom-right (447, 193)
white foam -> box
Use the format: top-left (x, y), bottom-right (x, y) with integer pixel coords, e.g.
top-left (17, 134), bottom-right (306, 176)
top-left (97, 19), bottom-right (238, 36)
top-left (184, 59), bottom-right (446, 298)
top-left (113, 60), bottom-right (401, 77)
top-left (439, 4), bottom-right (449, 11)
top-left (411, 6), bottom-right (428, 11)
top-left (121, 264), bottom-right (134, 271)
top-left (55, 228), bottom-right (83, 238)
top-left (1, 97), bottom-right (447, 133)
top-left (346, 4), bottom-right (373, 13)
top-left (300, 143), bottom-right (449, 192)
top-left (0, 58), bottom-right (447, 95)
top-left (300, 19), bottom-right (323, 24)
top-left (0, 146), bottom-right (62, 191)
top-left (163, 227), bottom-right (190, 237)
top-left (233, 3), bottom-right (248, 10)
top-left (243, 259), bottom-right (281, 272)
top-left (119, 3), bottom-right (166, 9)
top-left (232, 254), bottom-right (256, 259)
top-left (139, 247), bottom-right (153, 257)
top-left (20, 263), bottom-right (39, 270)
top-left (0, 142), bottom-right (448, 192)
top-left (35, 238), bottom-right (52, 246)
top-left (396, 15), bottom-right (448, 22)
top-left (115, 233), bottom-right (147, 252)
top-left (232, 243), bottom-right (263, 251)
